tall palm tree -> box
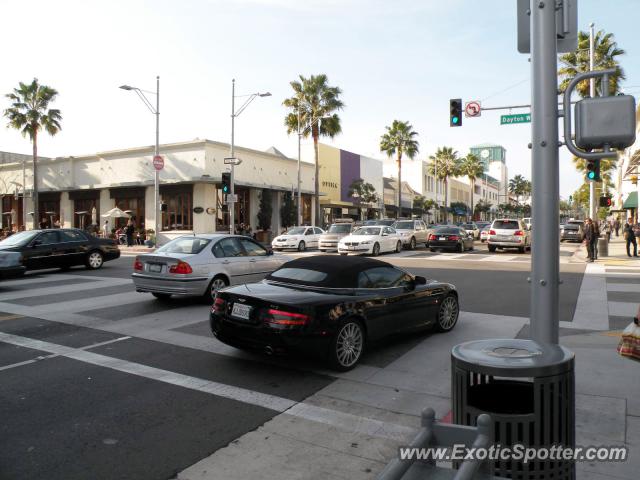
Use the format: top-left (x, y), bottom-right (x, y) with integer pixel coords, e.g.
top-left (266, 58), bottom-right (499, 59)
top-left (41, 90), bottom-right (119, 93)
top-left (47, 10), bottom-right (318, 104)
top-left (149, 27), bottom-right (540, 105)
top-left (508, 174), bottom-right (526, 205)
top-left (460, 153), bottom-right (485, 221)
top-left (559, 30), bottom-right (625, 98)
top-left (379, 120), bottom-right (419, 217)
top-left (428, 146), bottom-right (460, 223)
top-left (284, 74), bottom-right (343, 226)
top-left (4, 79), bottom-right (61, 228)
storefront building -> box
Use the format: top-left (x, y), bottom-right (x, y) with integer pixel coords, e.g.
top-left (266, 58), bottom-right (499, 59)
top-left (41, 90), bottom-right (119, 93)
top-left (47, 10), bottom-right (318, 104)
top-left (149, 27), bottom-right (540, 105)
top-left (0, 140), bottom-right (315, 241)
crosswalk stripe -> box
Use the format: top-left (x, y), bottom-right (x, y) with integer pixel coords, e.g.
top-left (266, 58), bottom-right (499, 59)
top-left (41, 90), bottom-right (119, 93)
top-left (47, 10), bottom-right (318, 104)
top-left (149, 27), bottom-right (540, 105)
top-left (0, 277), bottom-right (131, 302)
top-left (479, 255), bottom-right (518, 262)
top-left (608, 301), bottom-right (639, 317)
top-left (606, 283), bottom-right (640, 293)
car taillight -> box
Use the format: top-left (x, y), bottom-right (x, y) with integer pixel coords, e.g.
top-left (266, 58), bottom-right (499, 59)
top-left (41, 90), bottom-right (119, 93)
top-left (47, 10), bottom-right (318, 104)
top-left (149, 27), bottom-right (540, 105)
top-left (448, 235), bottom-right (459, 241)
top-left (489, 230), bottom-right (496, 235)
top-left (169, 261), bottom-right (193, 274)
top-left (133, 258), bottom-right (143, 271)
top-left (265, 308), bottom-right (310, 326)
top-left (211, 296), bottom-right (226, 314)
top-left (429, 234), bottom-right (436, 241)
top-left (514, 230), bottom-right (524, 236)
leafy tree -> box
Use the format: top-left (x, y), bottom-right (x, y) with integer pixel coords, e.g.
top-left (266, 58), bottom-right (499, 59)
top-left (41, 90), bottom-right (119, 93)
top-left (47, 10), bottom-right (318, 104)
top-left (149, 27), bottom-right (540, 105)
top-left (474, 199), bottom-right (492, 220)
top-left (348, 178), bottom-right (378, 220)
top-left (280, 191), bottom-right (296, 228)
top-left (257, 189), bottom-right (273, 231)
top-left (508, 174), bottom-right (531, 205)
top-left (427, 146), bottom-right (460, 223)
top-left (379, 120), bottom-right (419, 217)
top-left (3, 78), bottom-right (62, 226)
top-left (460, 153), bottom-right (485, 220)
top-left (412, 195), bottom-right (426, 212)
top-left (283, 74), bottom-right (343, 226)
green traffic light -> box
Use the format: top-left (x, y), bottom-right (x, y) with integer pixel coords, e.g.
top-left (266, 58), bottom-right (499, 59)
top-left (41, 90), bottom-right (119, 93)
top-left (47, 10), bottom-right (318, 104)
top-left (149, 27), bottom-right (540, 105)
top-left (452, 116), bottom-right (459, 124)
top-left (587, 171), bottom-right (595, 180)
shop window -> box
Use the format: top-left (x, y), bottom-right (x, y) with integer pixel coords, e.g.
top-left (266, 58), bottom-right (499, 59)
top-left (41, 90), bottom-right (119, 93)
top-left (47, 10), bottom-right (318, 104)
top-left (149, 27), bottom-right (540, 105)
top-left (73, 198), bottom-right (99, 230)
top-left (115, 197), bottom-right (145, 229)
top-left (162, 192), bottom-right (192, 231)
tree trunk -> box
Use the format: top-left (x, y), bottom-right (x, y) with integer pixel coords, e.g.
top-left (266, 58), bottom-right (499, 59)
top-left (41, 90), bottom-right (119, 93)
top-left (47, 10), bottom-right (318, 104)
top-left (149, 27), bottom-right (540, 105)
top-left (397, 151), bottom-right (402, 218)
top-left (444, 178), bottom-right (449, 223)
top-left (313, 129), bottom-right (320, 227)
top-left (470, 178), bottom-right (475, 221)
top-left (32, 130), bottom-right (38, 230)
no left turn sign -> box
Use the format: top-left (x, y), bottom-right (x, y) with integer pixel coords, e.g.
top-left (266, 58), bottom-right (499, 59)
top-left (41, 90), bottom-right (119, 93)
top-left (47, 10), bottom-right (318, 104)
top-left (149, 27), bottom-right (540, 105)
top-left (465, 101), bottom-right (481, 118)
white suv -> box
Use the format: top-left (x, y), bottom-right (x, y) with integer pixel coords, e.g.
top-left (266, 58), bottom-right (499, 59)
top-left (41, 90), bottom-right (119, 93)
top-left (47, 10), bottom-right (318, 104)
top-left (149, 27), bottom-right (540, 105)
top-left (391, 219), bottom-right (429, 250)
top-left (487, 219), bottom-right (531, 253)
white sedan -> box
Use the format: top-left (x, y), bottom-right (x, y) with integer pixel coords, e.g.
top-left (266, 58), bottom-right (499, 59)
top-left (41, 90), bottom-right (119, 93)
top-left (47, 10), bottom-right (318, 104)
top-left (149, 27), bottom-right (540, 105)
top-left (338, 226), bottom-right (402, 256)
top-left (271, 226), bottom-right (325, 252)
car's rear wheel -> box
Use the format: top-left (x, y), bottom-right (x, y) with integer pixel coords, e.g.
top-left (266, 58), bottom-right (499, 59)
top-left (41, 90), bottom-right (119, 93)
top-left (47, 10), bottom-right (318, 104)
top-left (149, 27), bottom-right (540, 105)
top-left (152, 292), bottom-right (171, 300)
top-left (207, 275), bottom-right (229, 302)
top-left (435, 295), bottom-right (459, 332)
top-left (298, 241), bottom-right (306, 252)
top-left (85, 251), bottom-right (104, 270)
top-left (488, 245), bottom-right (497, 252)
top-left (518, 246), bottom-right (526, 253)
top-left (328, 319), bottom-right (365, 371)
top-left (395, 241), bottom-right (402, 253)
top-left (340, 252), bottom-right (348, 256)
top-left (409, 237), bottom-right (416, 250)
top-left (319, 249), bottom-right (325, 252)
top-left (459, 242), bottom-right (465, 253)
top-left (429, 248), bottom-right (436, 252)
top-left (372, 242), bottom-right (380, 256)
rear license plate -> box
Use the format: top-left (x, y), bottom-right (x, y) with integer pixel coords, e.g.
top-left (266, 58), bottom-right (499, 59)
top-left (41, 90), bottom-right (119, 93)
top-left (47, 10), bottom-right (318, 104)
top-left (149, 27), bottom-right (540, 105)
top-left (439, 237), bottom-right (447, 241)
top-left (231, 303), bottom-right (252, 320)
top-left (148, 263), bottom-right (162, 273)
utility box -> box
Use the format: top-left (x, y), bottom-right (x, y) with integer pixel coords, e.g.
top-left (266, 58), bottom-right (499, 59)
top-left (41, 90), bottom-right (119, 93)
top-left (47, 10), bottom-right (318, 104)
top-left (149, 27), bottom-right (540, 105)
top-left (452, 339), bottom-right (575, 480)
top-left (575, 95), bottom-right (636, 150)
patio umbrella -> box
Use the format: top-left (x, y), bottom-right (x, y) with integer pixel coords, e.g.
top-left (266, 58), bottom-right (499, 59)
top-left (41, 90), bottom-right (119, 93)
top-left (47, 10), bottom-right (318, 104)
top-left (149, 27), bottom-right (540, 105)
top-left (101, 207), bottom-right (130, 218)
top-left (91, 207), bottom-right (97, 225)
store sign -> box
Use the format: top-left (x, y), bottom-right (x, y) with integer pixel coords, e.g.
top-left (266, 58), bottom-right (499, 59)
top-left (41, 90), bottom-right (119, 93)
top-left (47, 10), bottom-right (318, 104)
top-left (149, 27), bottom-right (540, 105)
top-left (193, 207), bottom-right (204, 214)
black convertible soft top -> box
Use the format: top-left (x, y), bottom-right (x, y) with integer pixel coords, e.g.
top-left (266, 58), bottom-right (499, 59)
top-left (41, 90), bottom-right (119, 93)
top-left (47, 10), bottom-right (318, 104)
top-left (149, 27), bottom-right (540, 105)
top-left (266, 255), bottom-right (395, 288)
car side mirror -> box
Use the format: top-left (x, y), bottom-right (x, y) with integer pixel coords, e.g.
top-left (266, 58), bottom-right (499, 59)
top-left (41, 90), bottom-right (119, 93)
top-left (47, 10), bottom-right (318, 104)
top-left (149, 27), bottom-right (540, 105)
top-left (414, 275), bottom-right (427, 285)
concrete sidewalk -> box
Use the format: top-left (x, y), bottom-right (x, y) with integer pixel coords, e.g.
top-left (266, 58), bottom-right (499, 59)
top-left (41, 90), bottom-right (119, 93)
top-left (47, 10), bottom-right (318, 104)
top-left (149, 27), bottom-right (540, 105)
top-left (176, 314), bottom-right (640, 479)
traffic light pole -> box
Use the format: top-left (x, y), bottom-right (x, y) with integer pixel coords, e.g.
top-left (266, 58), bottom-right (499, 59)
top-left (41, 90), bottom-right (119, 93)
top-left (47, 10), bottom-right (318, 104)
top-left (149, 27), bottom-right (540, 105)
top-left (529, 0), bottom-right (560, 344)
top-left (229, 79), bottom-right (236, 235)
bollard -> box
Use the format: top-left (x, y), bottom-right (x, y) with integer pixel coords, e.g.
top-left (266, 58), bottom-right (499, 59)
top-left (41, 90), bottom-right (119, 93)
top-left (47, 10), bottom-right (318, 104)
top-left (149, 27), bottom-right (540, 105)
top-left (597, 237), bottom-right (608, 257)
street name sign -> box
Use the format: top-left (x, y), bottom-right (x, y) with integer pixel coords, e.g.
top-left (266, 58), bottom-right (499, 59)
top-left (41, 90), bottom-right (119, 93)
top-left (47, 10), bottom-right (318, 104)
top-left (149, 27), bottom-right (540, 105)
top-left (500, 113), bottom-right (531, 125)
top-left (153, 155), bottom-right (164, 170)
top-left (465, 101), bottom-right (481, 117)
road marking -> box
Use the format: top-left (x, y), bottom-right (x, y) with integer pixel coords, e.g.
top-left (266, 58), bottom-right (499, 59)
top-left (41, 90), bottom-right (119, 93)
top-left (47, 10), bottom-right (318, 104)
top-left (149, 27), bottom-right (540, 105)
top-left (572, 262), bottom-right (609, 330)
top-left (479, 255), bottom-right (518, 262)
top-left (0, 314), bottom-right (23, 322)
top-left (606, 283), bottom-right (640, 293)
top-left (0, 278), bottom-right (131, 302)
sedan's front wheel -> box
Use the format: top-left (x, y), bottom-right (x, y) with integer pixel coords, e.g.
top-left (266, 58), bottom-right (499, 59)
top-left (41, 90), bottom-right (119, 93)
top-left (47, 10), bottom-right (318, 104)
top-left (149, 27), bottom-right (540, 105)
top-left (85, 251), bottom-right (104, 270)
top-left (409, 237), bottom-right (416, 250)
top-left (435, 295), bottom-right (459, 332)
top-left (395, 241), bottom-right (402, 253)
top-left (328, 319), bottom-right (365, 371)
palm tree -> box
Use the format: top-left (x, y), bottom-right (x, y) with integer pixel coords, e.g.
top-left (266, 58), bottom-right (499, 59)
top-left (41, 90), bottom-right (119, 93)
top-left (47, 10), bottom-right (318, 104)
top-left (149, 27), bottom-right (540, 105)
top-left (508, 174), bottom-right (528, 205)
top-left (559, 30), bottom-right (625, 98)
top-left (460, 153), bottom-right (485, 221)
top-left (428, 146), bottom-right (460, 223)
top-left (4, 78), bottom-right (61, 228)
top-left (379, 120), bottom-right (419, 217)
top-left (284, 74), bottom-right (343, 226)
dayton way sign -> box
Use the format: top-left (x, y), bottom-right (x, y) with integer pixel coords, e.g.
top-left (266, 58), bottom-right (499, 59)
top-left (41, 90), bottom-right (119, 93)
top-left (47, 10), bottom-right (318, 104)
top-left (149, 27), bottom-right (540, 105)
top-left (500, 113), bottom-right (531, 125)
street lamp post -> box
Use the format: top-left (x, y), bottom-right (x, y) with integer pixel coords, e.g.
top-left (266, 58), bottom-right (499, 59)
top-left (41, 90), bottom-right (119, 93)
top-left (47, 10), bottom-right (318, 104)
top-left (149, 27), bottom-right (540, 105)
top-left (229, 79), bottom-right (271, 234)
top-left (120, 77), bottom-right (160, 244)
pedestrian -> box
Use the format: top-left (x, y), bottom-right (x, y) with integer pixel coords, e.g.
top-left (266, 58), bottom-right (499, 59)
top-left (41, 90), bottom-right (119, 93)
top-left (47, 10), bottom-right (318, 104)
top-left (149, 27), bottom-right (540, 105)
top-left (623, 217), bottom-right (638, 257)
top-left (582, 218), bottom-right (596, 262)
top-left (603, 220), bottom-right (611, 242)
top-left (593, 220), bottom-right (600, 260)
top-left (614, 217), bottom-right (621, 237)
top-left (125, 219), bottom-right (135, 247)
top-left (102, 220), bottom-right (109, 237)
top-left (53, 219), bottom-right (61, 228)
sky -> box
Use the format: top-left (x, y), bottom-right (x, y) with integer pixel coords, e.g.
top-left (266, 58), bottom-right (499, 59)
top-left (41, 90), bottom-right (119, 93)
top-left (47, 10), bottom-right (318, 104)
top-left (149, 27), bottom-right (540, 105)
top-left (1, 0), bottom-right (639, 198)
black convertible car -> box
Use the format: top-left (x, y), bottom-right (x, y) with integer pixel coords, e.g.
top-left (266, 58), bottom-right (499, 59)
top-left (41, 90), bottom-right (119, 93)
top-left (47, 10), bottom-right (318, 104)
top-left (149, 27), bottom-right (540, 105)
top-left (210, 256), bottom-right (459, 371)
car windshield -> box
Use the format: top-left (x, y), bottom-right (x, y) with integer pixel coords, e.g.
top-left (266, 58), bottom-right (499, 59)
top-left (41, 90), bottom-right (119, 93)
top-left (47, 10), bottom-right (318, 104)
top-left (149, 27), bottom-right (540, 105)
top-left (433, 228), bottom-right (461, 235)
top-left (563, 224), bottom-right (580, 230)
top-left (393, 221), bottom-right (414, 229)
top-left (328, 224), bottom-right (351, 234)
top-left (353, 227), bottom-right (381, 236)
top-left (462, 224), bottom-right (475, 229)
top-left (0, 231), bottom-right (39, 246)
top-left (363, 220), bottom-right (378, 226)
top-left (376, 220), bottom-right (395, 226)
top-left (493, 220), bottom-right (519, 229)
top-left (286, 227), bottom-right (306, 235)
top-left (269, 268), bottom-right (328, 283)
top-left (156, 237), bottom-right (211, 254)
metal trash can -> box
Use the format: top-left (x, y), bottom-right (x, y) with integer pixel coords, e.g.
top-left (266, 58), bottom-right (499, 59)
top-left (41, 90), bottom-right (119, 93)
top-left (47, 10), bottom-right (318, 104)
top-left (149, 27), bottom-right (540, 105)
top-left (452, 339), bottom-right (575, 479)
top-left (597, 237), bottom-right (608, 257)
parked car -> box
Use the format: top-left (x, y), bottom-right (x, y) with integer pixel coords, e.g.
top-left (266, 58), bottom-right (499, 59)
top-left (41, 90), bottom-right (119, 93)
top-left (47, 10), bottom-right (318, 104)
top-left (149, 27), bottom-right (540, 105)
top-left (0, 251), bottom-right (26, 279)
top-left (480, 226), bottom-right (491, 243)
top-left (461, 222), bottom-right (480, 240)
top-left (319, 221), bottom-right (356, 252)
top-left (132, 234), bottom-right (287, 301)
top-left (371, 219), bottom-right (397, 227)
top-left (476, 221), bottom-right (491, 230)
top-left (487, 219), bottom-right (531, 253)
top-left (338, 226), bottom-right (402, 256)
top-left (210, 255), bottom-right (459, 370)
top-left (560, 223), bottom-right (583, 242)
top-left (391, 219), bottom-right (429, 250)
top-left (0, 229), bottom-right (119, 271)
top-left (428, 226), bottom-right (475, 252)
top-left (271, 226), bottom-right (325, 252)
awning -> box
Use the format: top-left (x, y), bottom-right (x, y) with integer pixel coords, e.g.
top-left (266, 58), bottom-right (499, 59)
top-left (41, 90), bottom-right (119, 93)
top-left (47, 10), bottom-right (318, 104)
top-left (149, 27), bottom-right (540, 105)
top-left (622, 191), bottom-right (638, 209)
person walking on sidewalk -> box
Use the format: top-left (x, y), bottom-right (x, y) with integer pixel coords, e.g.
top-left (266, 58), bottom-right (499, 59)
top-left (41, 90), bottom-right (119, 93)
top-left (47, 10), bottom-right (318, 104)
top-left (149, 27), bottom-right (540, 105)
top-left (583, 218), bottom-right (596, 262)
top-left (593, 220), bottom-right (601, 260)
top-left (624, 218), bottom-right (638, 257)
top-left (125, 219), bottom-right (135, 247)
top-left (614, 217), bottom-right (621, 237)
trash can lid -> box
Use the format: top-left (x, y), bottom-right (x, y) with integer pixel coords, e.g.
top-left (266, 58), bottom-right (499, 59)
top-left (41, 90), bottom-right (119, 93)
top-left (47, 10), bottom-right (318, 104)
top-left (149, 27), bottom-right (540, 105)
top-left (451, 338), bottom-right (574, 377)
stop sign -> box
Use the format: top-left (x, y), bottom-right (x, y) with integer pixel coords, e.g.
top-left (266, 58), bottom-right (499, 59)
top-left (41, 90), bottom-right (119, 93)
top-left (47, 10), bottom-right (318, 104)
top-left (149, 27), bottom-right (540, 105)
top-left (153, 155), bottom-right (164, 171)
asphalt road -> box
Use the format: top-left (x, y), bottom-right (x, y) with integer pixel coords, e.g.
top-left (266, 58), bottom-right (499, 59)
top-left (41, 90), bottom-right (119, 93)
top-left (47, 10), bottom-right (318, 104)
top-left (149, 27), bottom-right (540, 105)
top-left (0, 242), bottom-right (585, 480)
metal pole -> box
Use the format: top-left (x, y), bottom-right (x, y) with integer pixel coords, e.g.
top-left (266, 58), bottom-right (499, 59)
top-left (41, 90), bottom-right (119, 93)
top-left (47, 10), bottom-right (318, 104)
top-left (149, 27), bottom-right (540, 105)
top-left (589, 23), bottom-right (596, 220)
top-left (434, 158), bottom-right (438, 222)
top-left (530, 0), bottom-right (560, 344)
top-left (22, 159), bottom-right (26, 228)
top-left (155, 76), bottom-right (160, 243)
top-left (297, 108), bottom-right (302, 226)
top-left (230, 79), bottom-right (235, 235)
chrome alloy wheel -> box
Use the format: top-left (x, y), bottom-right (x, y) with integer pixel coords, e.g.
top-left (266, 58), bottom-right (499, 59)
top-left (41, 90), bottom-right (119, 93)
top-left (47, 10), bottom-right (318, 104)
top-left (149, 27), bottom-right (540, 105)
top-left (335, 322), bottom-right (364, 368)
top-left (438, 296), bottom-right (459, 331)
top-left (87, 251), bottom-right (103, 269)
top-left (210, 277), bottom-right (228, 299)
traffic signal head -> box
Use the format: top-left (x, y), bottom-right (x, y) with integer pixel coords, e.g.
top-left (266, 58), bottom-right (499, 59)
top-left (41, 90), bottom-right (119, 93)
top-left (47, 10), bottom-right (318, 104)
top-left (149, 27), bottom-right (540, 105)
top-left (599, 196), bottom-right (612, 207)
top-left (586, 159), bottom-right (600, 181)
top-left (449, 98), bottom-right (462, 127)
top-left (221, 172), bottom-right (231, 194)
